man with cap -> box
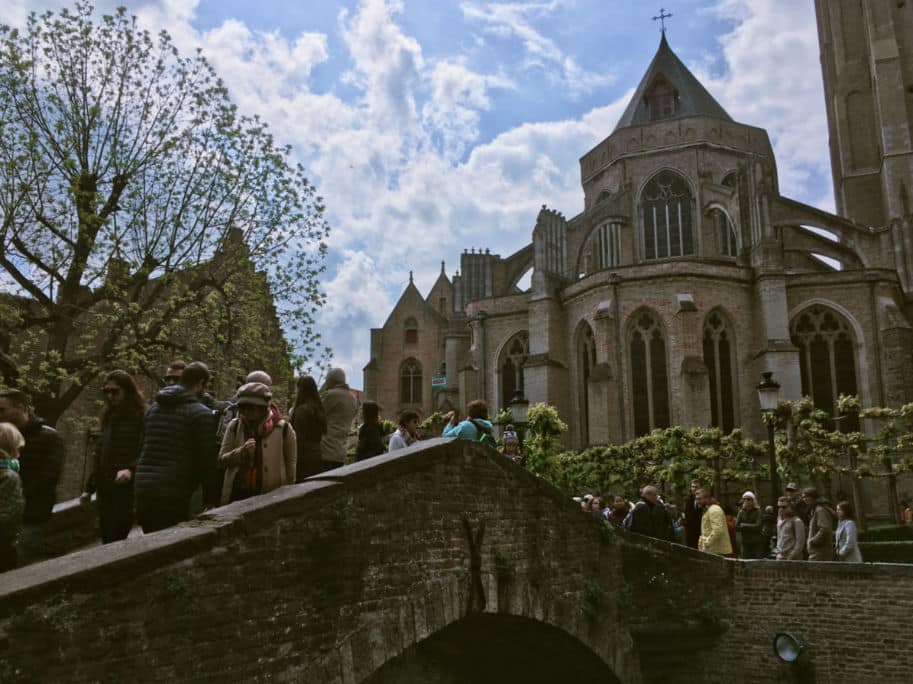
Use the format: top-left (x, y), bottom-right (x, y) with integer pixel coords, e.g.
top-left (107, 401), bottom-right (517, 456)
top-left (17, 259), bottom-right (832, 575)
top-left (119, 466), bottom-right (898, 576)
top-left (735, 491), bottom-right (766, 558)
top-left (319, 368), bottom-right (358, 471)
top-left (804, 487), bottom-right (836, 561)
top-left (218, 382), bottom-right (296, 505)
top-left (785, 482), bottom-right (809, 525)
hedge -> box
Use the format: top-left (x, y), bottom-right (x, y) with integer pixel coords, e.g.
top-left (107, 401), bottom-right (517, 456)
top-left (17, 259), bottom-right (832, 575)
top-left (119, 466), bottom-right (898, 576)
top-left (858, 525), bottom-right (913, 543)
top-left (857, 541), bottom-right (913, 564)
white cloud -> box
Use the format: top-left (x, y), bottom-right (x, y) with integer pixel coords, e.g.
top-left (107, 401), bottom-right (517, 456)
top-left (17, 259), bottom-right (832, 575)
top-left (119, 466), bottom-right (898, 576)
top-left (460, 0), bottom-right (613, 97)
top-left (3, 0), bottom-right (838, 386)
top-left (698, 0), bottom-right (832, 208)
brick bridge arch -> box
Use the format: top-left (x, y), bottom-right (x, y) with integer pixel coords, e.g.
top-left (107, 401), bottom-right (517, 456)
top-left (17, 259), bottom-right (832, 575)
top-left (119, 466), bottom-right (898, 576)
top-left (2, 439), bottom-right (913, 683)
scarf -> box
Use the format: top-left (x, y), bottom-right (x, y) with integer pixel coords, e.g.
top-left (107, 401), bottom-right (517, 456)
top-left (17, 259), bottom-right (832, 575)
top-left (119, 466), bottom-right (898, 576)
top-left (232, 405), bottom-right (282, 501)
top-left (0, 458), bottom-right (19, 473)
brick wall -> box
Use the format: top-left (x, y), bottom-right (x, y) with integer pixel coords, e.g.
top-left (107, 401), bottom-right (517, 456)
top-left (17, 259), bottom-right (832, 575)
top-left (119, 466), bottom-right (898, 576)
top-left (1, 439), bottom-right (911, 683)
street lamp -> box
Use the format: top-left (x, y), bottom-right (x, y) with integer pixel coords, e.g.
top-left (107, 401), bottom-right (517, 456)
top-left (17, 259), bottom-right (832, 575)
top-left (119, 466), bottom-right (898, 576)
top-left (509, 389), bottom-right (530, 442)
top-left (756, 371), bottom-right (781, 498)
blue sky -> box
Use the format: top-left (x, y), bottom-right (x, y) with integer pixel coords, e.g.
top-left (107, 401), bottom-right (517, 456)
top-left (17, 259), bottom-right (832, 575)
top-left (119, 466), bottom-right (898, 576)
top-left (11, 1), bottom-right (834, 387)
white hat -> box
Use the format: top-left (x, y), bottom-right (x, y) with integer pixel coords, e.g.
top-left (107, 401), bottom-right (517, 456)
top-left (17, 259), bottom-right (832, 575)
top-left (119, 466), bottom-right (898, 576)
top-left (742, 491), bottom-right (757, 502)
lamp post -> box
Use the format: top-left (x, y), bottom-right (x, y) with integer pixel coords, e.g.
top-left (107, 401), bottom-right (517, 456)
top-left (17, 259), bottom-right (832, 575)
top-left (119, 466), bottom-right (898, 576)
top-left (509, 389), bottom-right (530, 443)
top-left (756, 371), bottom-right (781, 499)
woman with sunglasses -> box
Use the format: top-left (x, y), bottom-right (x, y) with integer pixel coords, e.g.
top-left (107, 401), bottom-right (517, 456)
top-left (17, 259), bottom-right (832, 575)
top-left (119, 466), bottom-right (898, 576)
top-left (82, 370), bottom-right (146, 543)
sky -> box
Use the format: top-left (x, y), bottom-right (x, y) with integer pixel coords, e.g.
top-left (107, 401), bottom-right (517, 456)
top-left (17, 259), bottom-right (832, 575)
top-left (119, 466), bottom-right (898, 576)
top-left (9, 0), bottom-right (834, 389)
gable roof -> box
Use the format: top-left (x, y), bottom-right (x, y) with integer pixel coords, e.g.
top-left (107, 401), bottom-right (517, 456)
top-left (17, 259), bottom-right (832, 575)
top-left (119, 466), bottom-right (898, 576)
top-left (382, 276), bottom-right (447, 329)
top-left (613, 34), bottom-right (733, 132)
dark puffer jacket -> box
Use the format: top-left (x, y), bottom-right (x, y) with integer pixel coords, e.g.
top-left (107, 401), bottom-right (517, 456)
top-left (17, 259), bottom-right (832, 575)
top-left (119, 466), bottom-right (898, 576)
top-left (19, 416), bottom-right (65, 524)
top-left (134, 386), bottom-right (217, 510)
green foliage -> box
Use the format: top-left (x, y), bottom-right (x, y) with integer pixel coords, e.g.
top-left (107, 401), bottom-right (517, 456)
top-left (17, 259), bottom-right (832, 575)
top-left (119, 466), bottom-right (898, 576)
top-left (0, 2), bottom-right (328, 423)
top-left (494, 408), bottom-right (513, 425)
top-left (380, 419), bottom-right (397, 436)
top-left (523, 403), bottom-right (568, 476)
top-left (419, 411), bottom-right (445, 431)
top-left (857, 541), bottom-right (913, 564)
top-left (541, 426), bottom-right (765, 502)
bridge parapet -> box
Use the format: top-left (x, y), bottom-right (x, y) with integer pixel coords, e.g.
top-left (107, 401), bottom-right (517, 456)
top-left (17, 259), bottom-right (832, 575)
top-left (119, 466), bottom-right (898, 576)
top-left (1, 438), bottom-right (912, 683)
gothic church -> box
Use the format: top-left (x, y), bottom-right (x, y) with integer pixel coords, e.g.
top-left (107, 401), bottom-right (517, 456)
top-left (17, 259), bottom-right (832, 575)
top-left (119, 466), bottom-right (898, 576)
top-left (364, 2), bottom-right (913, 451)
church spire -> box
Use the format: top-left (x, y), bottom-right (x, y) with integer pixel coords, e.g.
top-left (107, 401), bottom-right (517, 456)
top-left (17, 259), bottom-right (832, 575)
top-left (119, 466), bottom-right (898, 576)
top-left (613, 32), bottom-right (732, 132)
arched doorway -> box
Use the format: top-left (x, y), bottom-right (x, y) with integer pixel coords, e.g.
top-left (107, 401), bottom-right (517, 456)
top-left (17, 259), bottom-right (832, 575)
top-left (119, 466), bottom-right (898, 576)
top-left (364, 614), bottom-right (622, 684)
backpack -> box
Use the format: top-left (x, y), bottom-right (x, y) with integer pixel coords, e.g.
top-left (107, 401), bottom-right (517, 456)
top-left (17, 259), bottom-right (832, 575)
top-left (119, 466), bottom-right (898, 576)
top-left (469, 419), bottom-right (498, 450)
top-left (215, 401), bottom-right (238, 444)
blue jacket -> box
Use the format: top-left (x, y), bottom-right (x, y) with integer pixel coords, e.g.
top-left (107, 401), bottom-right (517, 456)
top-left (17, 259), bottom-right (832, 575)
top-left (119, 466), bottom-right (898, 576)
top-left (442, 418), bottom-right (494, 441)
top-left (134, 386), bottom-right (217, 510)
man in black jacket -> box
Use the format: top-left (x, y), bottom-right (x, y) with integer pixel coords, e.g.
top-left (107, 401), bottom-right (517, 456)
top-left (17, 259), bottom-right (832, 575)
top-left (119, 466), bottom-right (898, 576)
top-left (0, 389), bottom-right (65, 564)
top-left (626, 485), bottom-right (676, 542)
top-left (134, 362), bottom-right (217, 533)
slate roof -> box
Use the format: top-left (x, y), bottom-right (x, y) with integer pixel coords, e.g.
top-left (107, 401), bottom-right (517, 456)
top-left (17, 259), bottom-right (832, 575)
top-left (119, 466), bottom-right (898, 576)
top-left (613, 34), bottom-right (733, 131)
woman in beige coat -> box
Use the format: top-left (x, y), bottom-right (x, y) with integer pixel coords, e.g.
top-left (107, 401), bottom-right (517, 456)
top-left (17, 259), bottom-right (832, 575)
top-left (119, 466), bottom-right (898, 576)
top-left (219, 382), bottom-right (296, 506)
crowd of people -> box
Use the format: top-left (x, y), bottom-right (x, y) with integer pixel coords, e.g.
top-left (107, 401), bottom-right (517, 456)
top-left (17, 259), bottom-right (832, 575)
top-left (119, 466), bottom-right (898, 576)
top-left (0, 361), bottom-right (364, 570)
top-left (0, 364), bottom-right (884, 572)
top-left (579, 479), bottom-right (867, 562)
top-left (0, 363), bottom-right (530, 572)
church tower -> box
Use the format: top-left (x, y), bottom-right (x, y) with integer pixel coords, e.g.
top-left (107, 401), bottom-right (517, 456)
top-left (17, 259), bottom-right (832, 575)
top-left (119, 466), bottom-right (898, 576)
top-left (816, 1), bottom-right (913, 228)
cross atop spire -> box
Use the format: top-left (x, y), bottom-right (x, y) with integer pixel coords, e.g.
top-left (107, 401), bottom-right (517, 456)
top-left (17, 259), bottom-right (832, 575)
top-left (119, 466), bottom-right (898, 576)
top-left (653, 7), bottom-right (672, 34)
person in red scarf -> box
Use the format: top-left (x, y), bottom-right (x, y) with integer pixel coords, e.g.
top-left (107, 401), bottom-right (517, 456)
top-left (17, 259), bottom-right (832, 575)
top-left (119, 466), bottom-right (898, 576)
top-left (218, 382), bottom-right (296, 505)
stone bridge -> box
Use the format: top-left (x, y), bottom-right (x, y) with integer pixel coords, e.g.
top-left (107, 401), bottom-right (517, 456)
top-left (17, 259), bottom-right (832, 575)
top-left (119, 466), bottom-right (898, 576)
top-left (1, 439), bottom-right (912, 683)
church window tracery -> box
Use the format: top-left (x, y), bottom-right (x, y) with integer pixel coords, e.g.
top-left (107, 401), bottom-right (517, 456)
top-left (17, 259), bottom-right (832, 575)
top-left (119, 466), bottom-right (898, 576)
top-left (641, 171), bottom-right (694, 260)
top-left (630, 312), bottom-right (670, 436)
top-left (790, 306), bottom-right (859, 432)
top-left (702, 312), bottom-right (736, 432)
top-left (500, 332), bottom-right (529, 408)
top-left (400, 358), bottom-right (423, 404)
top-left (578, 223), bottom-right (621, 278)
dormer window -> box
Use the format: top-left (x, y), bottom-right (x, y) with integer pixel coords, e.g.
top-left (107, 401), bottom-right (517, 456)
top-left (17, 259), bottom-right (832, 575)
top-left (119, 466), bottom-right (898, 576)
top-left (644, 74), bottom-right (678, 121)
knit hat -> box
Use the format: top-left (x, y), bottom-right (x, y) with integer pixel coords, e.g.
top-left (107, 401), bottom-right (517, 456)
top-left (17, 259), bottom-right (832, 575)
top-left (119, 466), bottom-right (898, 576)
top-left (245, 370), bottom-right (273, 386)
top-left (236, 382), bottom-right (272, 407)
top-left (741, 491), bottom-right (757, 502)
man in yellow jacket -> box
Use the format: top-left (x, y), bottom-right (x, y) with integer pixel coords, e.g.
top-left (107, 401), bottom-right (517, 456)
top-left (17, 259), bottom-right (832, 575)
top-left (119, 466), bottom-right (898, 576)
top-left (696, 488), bottom-right (733, 556)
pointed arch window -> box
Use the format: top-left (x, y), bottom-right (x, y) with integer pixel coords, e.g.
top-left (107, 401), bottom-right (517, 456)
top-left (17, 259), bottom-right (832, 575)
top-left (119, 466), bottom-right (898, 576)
top-left (578, 222), bottom-right (621, 278)
top-left (709, 208), bottom-right (737, 258)
top-left (500, 332), bottom-right (529, 408)
top-left (400, 359), bottom-right (423, 404)
top-left (404, 317), bottom-right (418, 345)
top-left (790, 306), bottom-right (859, 432)
top-left (577, 324), bottom-right (596, 444)
top-left (630, 312), bottom-right (670, 436)
top-left (703, 312), bottom-right (736, 432)
top-left (642, 171), bottom-right (694, 260)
